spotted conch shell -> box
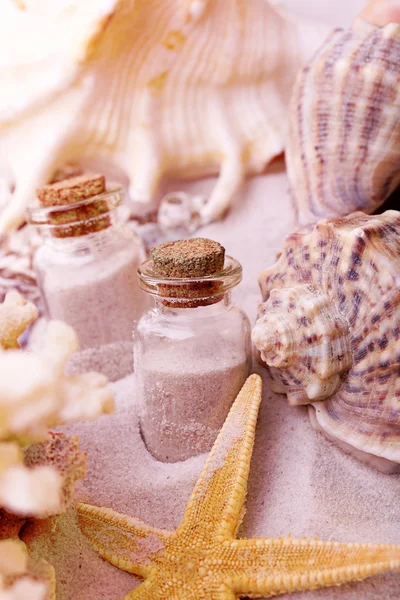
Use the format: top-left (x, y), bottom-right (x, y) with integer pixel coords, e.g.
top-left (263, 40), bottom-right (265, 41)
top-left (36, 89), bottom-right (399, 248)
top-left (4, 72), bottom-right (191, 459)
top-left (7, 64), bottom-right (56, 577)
top-left (0, 0), bottom-right (328, 232)
top-left (252, 211), bottom-right (400, 473)
top-left (286, 17), bottom-right (400, 226)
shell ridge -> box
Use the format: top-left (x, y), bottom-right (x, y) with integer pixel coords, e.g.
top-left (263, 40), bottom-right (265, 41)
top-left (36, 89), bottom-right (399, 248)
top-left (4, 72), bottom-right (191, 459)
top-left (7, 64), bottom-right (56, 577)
top-left (351, 32), bottom-right (399, 209)
top-left (287, 29), bottom-right (346, 221)
top-left (287, 19), bottom-right (400, 222)
top-left (316, 30), bottom-right (361, 214)
top-left (334, 28), bottom-right (382, 209)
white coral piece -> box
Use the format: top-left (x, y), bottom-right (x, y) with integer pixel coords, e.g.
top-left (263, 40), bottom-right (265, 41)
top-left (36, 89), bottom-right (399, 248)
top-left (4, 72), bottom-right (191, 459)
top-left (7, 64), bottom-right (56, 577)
top-left (0, 293), bottom-right (112, 597)
top-left (0, 319), bottom-right (114, 517)
top-left (0, 463), bottom-right (61, 517)
top-left (0, 539), bottom-right (27, 578)
top-left (0, 291), bottom-right (38, 349)
top-left (0, 442), bottom-right (60, 516)
top-left (0, 579), bottom-right (48, 600)
top-left (0, 540), bottom-right (51, 600)
top-left (0, 320), bottom-right (114, 442)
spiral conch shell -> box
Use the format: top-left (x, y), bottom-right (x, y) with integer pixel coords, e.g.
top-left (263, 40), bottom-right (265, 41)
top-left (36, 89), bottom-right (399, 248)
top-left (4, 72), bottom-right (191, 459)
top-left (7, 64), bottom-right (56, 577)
top-left (286, 17), bottom-right (400, 226)
top-left (252, 211), bottom-right (400, 473)
top-left (0, 0), bottom-right (328, 232)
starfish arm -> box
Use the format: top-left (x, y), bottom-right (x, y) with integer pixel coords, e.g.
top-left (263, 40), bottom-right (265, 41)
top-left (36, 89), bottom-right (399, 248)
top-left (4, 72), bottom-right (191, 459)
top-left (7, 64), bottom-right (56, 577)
top-left (77, 503), bottom-right (172, 578)
top-left (122, 578), bottom-right (159, 600)
top-left (122, 577), bottom-right (236, 600)
top-left (179, 374), bottom-right (262, 541)
top-left (225, 537), bottom-right (400, 598)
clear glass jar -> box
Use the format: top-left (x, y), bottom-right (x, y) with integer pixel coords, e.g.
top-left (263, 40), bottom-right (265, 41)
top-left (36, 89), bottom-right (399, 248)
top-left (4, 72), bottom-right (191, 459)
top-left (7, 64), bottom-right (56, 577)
top-left (134, 254), bottom-right (252, 462)
top-left (27, 186), bottom-right (149, 380)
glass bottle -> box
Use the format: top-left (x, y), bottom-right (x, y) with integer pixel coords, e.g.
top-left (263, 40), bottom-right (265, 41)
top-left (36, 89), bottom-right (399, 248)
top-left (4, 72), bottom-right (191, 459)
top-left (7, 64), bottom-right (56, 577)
top-left (27, 182), bottom-right (148, 380)
top-left (134, 238), bottom-right (251, 462)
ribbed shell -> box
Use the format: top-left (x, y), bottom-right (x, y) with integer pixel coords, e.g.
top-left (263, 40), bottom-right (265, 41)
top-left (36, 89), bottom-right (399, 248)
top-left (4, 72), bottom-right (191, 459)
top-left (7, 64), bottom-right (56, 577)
top-left (0, 0), bottom-right (327, 232)
top-left (286, 18), bottom-right (400, 225)
top-left (254, 211), bottom-right (400, 466)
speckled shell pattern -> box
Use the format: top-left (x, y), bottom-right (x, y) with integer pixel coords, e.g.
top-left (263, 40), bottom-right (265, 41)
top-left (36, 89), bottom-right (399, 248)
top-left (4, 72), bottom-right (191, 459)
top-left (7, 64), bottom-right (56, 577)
top-left (286, 18), bottom-right (400, 226)
top-left (253, 211), bottom-right (400, 465)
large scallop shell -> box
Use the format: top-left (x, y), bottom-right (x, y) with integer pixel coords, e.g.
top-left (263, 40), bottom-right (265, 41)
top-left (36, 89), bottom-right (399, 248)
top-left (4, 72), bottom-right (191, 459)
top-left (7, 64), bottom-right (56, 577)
top-left (252, 211), bottom-right (400, 472)
top-left (0, 0), bottom-right (328, 232)
top-left (286, 18), bottom-right (400, 226)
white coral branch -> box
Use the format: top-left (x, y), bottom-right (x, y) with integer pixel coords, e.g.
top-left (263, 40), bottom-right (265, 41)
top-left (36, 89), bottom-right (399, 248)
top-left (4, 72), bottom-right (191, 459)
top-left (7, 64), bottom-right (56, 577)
top-left (0, 578), bottom-right (48, 600)
top-left (0, 291), bottom-right (38, 349)
top-left (0, 320), bottom-right (114, 442)
top-left (0, 539), bottom-right (27, 577)
top-left (0, 293), bottom-right (113, 596)
top-left (0, 540), bottom-right (50, 600)
top-left (0, 442), bottom-right (60, 516)
top-left (0, 317), bottom-right (113, 517)
top-left (0, 464), bottom-right (61, 516)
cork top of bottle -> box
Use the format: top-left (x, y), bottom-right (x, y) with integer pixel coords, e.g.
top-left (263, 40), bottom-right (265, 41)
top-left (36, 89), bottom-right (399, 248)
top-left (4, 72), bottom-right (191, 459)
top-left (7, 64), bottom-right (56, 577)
top-left (37, 173), bottom-right (106, 206)
top-left (35, 173), bottom-right (112, 238)
top-left (151, 238), bottom-right (225, 279)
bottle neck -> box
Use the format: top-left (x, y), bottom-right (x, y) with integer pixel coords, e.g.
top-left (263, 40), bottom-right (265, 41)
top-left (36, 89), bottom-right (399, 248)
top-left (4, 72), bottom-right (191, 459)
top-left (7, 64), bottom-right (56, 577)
top-left (137, 255), bottom-right (243, 307)
top-left (39, 204), bottom-right (129, 252)
top-left (154, 292), bottom-right (232, 317)
top-left (42, 225), bottom-right (110, 251)
top-left (28, 185), bottom-right (129, 250)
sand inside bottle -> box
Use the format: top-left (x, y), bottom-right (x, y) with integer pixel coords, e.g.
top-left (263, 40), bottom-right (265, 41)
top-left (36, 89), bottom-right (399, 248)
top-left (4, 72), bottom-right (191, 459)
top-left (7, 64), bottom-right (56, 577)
top-left (40, 241), bottom-right (147, 350)
top-left (32, 175), bottom-right (148, 379)
top-left (136, 345), bottom-right (250, 462)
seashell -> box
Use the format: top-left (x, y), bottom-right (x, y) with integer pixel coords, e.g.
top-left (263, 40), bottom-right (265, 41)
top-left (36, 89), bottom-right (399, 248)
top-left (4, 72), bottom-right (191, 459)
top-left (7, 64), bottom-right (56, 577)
top-left (286, 17), bottom-right (400, 226)
top-left (360, 0), bottom-right (400, 28)
top-left (0, 0), bottom-right (328, 232)
top-left (252, 210), bottom-right (400, 473)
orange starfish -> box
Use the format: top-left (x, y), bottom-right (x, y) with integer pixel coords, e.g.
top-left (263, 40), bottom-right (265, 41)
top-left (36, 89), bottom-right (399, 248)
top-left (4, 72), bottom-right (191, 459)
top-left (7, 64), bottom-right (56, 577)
top-left (78, 375), bottom-right (400, 599)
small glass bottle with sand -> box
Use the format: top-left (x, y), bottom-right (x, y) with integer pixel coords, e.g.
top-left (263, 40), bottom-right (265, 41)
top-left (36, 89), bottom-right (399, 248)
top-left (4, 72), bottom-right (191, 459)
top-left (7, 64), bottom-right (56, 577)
top-left (27, 174), bottom-right (149, 381)
top-left (134, 238), bottom-right (251, 462)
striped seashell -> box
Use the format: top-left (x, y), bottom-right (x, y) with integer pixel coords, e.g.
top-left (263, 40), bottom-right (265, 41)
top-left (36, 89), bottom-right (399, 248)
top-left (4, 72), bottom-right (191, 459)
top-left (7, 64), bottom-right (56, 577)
top-left (0, 0), bottom-right (328, 232)
top-left (252, 210), bottom-right (400, 473)
top-left (286, 18), bottom-right (400, 226)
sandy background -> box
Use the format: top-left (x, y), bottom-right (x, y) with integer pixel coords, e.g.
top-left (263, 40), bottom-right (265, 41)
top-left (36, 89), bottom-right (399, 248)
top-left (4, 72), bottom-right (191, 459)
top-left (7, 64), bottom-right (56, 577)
top-left (24, 1), bottom-right (400, 599)
top-left (281, 0), bottom-right (365, 25)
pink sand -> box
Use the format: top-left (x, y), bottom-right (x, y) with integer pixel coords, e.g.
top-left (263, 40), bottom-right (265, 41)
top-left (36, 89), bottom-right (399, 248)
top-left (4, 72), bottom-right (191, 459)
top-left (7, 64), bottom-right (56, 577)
top-left (21, 2), bottom-right (400, 594)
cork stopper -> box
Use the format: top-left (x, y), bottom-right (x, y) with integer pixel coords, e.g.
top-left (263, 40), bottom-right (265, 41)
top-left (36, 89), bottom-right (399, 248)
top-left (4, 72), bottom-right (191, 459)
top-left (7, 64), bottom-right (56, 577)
top-left (151, 238), bottom-right (225, 278)
top-left (37, 173), bottom-right (105, 206)
top-left (36, 173), bottom-right (110, 238)
top-left (150, 238), bottom-right (225, 308)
